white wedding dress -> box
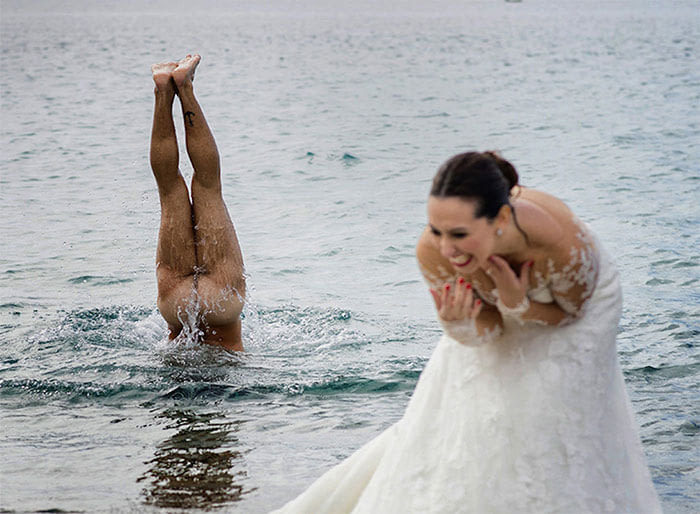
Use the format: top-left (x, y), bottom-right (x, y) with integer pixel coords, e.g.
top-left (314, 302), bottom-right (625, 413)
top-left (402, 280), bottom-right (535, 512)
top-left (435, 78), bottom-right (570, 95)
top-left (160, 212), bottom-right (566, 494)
top-left (273, 241), bottom-right (661, 513)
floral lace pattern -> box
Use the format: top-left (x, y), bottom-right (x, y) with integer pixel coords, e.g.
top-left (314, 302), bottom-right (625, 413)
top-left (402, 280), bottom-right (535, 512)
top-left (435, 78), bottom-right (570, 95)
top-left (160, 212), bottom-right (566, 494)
top-left (532, 217), bottom-right (599, 323)
top-left (418, 261), bottom-right (457, 291)
top-left (439, 318), bottom-right (502, 346)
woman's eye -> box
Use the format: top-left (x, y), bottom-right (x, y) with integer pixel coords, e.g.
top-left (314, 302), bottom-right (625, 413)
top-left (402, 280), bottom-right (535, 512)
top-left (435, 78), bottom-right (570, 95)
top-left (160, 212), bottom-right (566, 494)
top-left (451, 233), bottom-right (467, 239)
top-left (430, 228), bottom-right (441, 236)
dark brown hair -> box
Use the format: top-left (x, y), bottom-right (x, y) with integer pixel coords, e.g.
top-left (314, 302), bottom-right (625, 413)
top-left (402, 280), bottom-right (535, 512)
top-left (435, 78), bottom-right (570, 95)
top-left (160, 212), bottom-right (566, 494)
top-left (431, 151), bottom-right (518, 219)
top-left (431, 151), bottom-right (529, 241)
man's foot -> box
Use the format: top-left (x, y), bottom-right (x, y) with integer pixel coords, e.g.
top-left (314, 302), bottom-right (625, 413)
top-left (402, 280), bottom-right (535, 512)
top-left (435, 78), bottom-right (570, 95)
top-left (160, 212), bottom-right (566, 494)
top-left (151, 61), bottom-right (177, 93)
top-left (172, 54), bottom-right (201, 90)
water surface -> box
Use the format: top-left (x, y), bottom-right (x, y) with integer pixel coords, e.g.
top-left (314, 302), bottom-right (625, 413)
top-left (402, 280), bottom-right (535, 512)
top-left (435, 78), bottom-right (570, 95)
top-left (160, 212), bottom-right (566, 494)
top-left (1, 0), bottom-right (698, 512)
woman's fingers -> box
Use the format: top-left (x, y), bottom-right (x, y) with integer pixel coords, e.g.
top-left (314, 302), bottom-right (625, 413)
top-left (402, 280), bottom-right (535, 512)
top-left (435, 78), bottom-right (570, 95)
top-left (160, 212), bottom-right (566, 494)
top-left (487, 254), bottom-right (507, 271)
top-left (487, 255), bottom-right (533, 306)
top-left (429, 288), bottom-right (442, 311)
top-left (441, 283), bottom-right (451, 309)
top-left (454, 277), bottom-right (466, 307)
top-left (519, 260), bottom-right (533, 290)
top-left (439, 279), bottom-right (476, 320)
top-left (431, 279), bottom-right (483, 322)
top-left (485, 256), bottom-right (502, 284)
top-left (489, 255), bottom-right (533, 286)
top-left (459, 279), bottom-right (473, 318)
top-left (472, 298), bottom-right (483, 319)
top-left (431, 283), bottom-right (451, 319)
top-left (487, 255), bottom-right (515, 284)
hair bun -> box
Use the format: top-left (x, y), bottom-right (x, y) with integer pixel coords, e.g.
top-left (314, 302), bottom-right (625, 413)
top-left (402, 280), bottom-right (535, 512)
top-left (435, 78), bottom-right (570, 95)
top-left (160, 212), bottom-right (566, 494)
top-left (484, 151), bottom-right (519, 190)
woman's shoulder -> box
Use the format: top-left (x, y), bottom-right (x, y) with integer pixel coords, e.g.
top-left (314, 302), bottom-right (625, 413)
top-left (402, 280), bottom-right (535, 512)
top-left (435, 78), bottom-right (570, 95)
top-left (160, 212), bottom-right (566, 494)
top-left (416, 227), bottom-right (458, 288)
top-left (516, 188), bottom-right (588, 251)
top-left (517, 189), bottom-right (600, 316)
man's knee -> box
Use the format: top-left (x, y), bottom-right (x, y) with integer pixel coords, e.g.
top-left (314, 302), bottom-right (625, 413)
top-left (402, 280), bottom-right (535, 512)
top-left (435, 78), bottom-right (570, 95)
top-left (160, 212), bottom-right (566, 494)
top-left (191, 173), bottom-right (222, 194)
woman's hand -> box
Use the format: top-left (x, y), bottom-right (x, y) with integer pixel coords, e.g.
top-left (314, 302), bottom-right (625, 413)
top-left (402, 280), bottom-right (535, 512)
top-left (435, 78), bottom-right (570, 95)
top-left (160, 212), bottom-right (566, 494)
top-left (429, 277), bottom-right (482, 322)
top-left (485, 256), bottom-right (533, 309)
top-left (429, 278), bottom-right (500, 345)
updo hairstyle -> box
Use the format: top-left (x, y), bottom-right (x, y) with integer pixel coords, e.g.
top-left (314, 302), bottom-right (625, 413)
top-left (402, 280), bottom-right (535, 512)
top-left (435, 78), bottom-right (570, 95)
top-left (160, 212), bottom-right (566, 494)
top-left (430, 151), bottom-right (518, 220)
top-left (430, 151), bottom-right (529, 242)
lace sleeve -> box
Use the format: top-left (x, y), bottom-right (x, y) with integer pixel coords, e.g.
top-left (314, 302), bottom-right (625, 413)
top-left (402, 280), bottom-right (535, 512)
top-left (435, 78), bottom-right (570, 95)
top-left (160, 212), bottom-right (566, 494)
top-left (416, 229), bottom-right (459, 290)
top-left (544, 222), bottom-right (600, 322)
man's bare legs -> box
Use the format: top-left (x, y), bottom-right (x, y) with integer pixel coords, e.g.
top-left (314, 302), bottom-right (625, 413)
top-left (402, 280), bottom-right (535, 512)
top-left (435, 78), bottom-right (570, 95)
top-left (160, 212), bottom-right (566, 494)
top-left (150, 61), bottom-right (198, 334)
top-left (150, 55), bottom-right (245, 351)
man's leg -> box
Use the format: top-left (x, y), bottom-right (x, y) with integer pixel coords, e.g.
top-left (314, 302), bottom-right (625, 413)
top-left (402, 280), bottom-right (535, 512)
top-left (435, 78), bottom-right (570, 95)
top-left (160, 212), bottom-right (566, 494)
top-left (172, 55), bottom-right (245, 329)
top-left (150, 61), bottom-right (198, 335)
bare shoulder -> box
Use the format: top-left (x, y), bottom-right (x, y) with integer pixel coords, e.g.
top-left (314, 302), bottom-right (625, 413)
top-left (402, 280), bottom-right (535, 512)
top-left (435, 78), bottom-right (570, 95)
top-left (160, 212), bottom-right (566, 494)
top-left (416, 227), bottom-right (459, 288)
top-left (514, 188), bottom-right (571, 248)
top-left (519, 189), bottom-right (600, 316)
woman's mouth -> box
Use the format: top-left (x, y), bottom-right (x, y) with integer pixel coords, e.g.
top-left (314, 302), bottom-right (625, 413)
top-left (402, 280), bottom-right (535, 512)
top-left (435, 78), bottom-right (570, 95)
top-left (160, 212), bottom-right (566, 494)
top-left (450, 255), bottom-right (473, 268)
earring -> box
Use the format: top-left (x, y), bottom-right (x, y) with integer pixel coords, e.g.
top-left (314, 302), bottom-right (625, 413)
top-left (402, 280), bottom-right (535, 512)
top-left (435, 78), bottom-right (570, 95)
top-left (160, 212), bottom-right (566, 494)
top-left (496, 228), bottom-right (503, 237)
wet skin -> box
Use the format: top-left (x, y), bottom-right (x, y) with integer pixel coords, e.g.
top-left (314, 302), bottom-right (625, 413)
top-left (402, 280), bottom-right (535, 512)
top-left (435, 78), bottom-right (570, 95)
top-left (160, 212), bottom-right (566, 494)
top-left (150, 55), bottom-right (245, 352)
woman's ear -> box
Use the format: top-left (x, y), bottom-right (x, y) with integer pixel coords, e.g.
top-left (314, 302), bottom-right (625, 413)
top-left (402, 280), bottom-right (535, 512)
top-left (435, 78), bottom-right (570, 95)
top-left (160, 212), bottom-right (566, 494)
top-left (495, 203), bottom-right (512, 229)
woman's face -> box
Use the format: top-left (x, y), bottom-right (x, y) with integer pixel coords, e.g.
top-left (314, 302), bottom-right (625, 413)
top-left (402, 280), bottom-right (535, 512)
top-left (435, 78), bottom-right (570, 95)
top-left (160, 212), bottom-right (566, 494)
top-left (427, 196), bottom-right (497, 273)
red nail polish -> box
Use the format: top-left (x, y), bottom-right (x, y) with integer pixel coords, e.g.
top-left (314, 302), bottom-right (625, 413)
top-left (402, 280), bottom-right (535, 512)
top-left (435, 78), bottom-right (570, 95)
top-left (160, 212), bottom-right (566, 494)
top-left (445, 284), bottom-right (450, 291)
top-left (458, 277), bottom-right (465, 284)
top-left (466, 283), bottom-right (472, 290)
top-left (475, 299), bottom-right (482, 306)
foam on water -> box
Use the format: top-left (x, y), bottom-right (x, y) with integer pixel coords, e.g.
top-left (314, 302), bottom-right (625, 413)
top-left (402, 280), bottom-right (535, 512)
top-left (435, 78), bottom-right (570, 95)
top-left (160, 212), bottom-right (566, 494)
top-left (1, 299), bottom-right (429, 511)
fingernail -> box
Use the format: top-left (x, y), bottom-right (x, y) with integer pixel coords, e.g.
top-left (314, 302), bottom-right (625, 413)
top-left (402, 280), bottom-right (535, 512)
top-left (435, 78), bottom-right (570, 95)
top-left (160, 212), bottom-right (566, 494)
top-left (466, 283), bottom-right (472, 290)
top-left (528, 260), bottom-right (534, 266)
top-left (458, 277), bottom-right (465, 284)
top-left (445, 284), bottom-right (450, 291)
top-left (475, 299), bottom-right (482, 306)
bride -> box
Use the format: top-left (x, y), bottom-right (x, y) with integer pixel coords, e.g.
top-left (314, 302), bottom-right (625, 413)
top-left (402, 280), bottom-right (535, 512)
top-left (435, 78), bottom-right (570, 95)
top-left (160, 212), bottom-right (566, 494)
top-left (273, 152), bottom-right (661, 513)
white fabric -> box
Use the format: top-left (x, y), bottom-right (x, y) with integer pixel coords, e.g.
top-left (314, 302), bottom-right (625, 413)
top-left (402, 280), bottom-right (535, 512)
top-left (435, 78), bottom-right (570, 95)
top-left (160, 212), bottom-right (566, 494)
top-left (273, 243), bottom-right (661, 514)
top-left (496, 295), bottom-right (530, 323)
top-left (438, 318), bottom-right (481, 346)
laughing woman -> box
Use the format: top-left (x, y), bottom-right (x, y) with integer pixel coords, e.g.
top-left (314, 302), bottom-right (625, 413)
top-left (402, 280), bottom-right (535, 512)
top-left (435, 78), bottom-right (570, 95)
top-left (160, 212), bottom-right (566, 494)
top-left (273, 152), bottom-right (661, 513)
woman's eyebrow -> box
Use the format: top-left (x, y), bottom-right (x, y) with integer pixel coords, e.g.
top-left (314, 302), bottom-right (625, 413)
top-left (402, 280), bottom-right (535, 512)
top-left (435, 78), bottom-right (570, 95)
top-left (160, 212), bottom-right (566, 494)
top-left (429, 225), bottom-right (467, 234)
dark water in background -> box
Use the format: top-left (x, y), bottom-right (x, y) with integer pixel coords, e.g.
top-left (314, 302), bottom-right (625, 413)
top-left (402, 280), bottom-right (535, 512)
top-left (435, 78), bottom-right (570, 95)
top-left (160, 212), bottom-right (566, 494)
top-left (1, 0), bottom-right (698, 512)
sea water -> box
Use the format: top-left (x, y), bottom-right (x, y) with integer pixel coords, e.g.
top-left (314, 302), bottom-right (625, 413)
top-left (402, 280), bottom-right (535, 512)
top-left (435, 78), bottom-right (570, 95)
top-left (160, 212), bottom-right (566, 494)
top-left (1, 0), bottom-right (698, 512)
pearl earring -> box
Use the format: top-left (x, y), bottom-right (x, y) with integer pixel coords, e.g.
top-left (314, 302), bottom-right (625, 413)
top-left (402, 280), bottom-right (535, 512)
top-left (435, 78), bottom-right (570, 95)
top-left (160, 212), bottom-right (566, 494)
top-left (496, 228), bottom-right (503, 237)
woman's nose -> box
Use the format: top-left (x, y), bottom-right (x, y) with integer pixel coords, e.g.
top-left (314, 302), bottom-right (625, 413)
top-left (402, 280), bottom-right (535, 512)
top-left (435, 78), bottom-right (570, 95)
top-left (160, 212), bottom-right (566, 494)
top-left (439, 238), bottom-right (456, 259)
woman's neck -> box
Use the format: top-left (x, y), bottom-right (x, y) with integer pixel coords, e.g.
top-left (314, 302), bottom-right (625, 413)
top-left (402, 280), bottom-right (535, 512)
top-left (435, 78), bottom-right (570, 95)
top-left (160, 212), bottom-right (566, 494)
top-left (495, 199), bottom-right (536, 261)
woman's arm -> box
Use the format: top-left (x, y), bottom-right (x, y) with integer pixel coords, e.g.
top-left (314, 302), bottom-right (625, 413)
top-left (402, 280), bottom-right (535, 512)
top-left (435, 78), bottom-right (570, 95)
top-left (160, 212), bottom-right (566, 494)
top-left (416, 227), bottom-right (459, 290)
top-left (519, 298), bottom-right (571, 325)
top-left (486, 231), bottom-right (599, 326)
